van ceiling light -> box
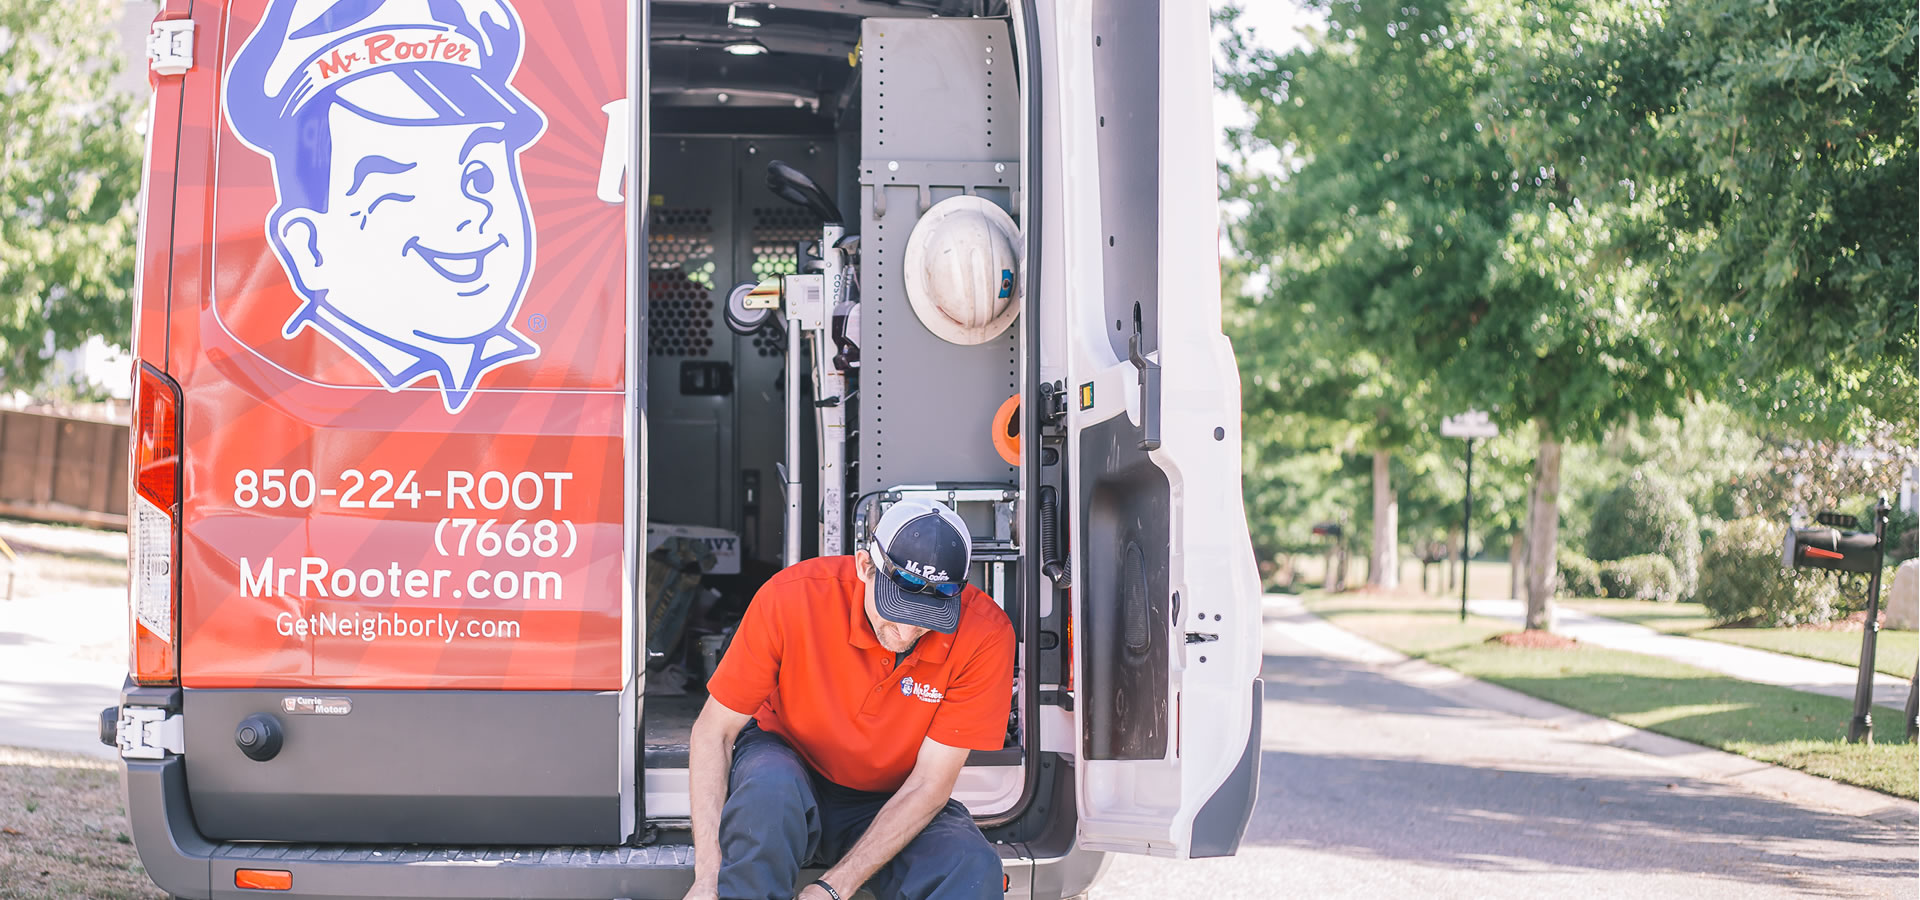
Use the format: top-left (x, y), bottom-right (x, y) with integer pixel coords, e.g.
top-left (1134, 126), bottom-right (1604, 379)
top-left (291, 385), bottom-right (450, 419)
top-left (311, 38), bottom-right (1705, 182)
top-left (728, 3), bottom-right (763, 28)
top-left (724, 40), bottom-right (768, 56)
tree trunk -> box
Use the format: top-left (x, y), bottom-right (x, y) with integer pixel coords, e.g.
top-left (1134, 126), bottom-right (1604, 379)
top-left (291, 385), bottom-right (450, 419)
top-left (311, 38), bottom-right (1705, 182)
top-left (1524, 422), bottom-right (1563, 631)
top-left (1369, 449), bottom-right (1400, 589)
top-left (1509, 526), bottom-right (1529, 602)
top-left (1512, 469), bottom-right (1540, 602)
top-left (1446, 526), bottom-right (1460, 591)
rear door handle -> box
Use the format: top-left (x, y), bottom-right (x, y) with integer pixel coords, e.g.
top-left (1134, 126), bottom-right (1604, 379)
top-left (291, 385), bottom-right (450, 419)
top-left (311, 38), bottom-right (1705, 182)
top-left (1128, 331), bottom-right (1161, 451)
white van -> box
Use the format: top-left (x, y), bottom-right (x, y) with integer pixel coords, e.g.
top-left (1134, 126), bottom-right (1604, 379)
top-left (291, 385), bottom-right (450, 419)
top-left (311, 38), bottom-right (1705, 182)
top-left (106, 1), bottom-right (1263, 897)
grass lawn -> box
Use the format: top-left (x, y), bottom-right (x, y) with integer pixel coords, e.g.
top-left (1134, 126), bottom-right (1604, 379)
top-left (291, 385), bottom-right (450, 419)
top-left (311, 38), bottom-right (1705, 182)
top-left (0, 746), bottom-right (163, 899)
top-left (1305, 592), bottom-right (1920, 799)
top-left (1562, 597), bottom-right (1920, 678)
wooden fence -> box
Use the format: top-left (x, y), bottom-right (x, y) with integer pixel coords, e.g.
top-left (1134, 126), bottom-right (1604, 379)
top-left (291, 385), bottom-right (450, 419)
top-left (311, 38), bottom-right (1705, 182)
top-left (0, 410), bottom-right (128, 529)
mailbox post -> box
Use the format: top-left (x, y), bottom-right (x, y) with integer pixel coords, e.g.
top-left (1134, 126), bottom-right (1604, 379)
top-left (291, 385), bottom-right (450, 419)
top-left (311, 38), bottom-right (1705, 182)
top-left (1782, 500), bottom-right (1889, 743)
top-left (1441, 411), bottom-right (1499, 622)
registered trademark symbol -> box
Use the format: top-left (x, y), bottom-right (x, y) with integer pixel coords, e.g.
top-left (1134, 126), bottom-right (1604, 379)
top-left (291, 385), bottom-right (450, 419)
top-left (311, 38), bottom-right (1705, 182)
top-left (527, 314), bottom-right (548, 333)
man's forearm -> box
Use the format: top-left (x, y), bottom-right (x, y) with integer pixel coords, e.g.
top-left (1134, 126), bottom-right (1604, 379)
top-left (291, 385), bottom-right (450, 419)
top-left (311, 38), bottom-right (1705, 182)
top-left (819, 782), bottom-right (949, 894)
top-left (687, 727), bottom-right (733, 885)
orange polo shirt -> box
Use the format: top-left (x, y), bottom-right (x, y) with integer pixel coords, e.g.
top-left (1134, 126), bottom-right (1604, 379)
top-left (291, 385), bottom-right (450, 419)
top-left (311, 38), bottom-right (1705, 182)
top-left (707, 556), bottom-right (1016, 792)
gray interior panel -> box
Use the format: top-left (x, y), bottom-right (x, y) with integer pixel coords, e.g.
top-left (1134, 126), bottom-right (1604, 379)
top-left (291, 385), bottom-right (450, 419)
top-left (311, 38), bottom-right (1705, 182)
top-left (648, 141), bottom-right (738, 531)
top-left (647, 136), bottom-right (836, 565)
top-left (182, 689), bottom-right (621, 845)
top-left (858, 18), bottom-right (1019, 496)
top-left (1077, 413), bottom-right (1171, 761)
top-left (1092, 0), bottom-right (1160, 361)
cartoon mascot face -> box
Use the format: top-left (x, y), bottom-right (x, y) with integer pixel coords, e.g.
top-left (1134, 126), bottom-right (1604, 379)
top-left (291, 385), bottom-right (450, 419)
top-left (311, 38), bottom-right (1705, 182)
top-left (225, 0), bottom-right (548, 412)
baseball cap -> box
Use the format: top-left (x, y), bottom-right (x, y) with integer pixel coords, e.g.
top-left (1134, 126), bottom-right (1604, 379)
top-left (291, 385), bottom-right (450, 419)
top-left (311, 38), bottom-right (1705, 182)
top-left (867, 498), bottom-right (972, 634)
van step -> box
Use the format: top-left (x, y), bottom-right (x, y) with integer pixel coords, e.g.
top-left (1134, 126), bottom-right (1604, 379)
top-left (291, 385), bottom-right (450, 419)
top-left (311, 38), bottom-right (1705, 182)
top-left (211, 842), bottom-right (694, 868)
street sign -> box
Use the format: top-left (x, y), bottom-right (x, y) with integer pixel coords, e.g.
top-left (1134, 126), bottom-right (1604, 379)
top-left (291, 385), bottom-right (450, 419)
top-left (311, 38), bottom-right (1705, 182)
top-left (1439, 410), bottom-right (1497, 622)
top-left (1440, 410), bottom-right (1500, 440)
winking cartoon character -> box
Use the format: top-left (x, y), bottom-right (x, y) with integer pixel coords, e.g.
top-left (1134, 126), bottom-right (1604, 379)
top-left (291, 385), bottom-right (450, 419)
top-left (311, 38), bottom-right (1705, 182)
top-left (225, 0), bottom-right (549, 413)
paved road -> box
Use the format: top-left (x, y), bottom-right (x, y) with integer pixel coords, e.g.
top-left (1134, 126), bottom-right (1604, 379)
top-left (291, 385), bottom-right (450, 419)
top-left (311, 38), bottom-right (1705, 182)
top-left (1091, 597), bottom-right (1918, 900)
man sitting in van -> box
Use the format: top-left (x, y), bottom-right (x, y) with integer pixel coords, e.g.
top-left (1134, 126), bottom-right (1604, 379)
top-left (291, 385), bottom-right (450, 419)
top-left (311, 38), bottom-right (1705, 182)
top-left (684, 498), bottom-right (1015, 900)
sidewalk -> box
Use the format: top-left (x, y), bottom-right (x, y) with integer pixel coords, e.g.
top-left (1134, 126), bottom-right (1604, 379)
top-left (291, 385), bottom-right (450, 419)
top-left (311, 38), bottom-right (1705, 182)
top-left (1469, 598), bottom-right (1914, 712)
top-left (0, 519), bottom-right (128, 759)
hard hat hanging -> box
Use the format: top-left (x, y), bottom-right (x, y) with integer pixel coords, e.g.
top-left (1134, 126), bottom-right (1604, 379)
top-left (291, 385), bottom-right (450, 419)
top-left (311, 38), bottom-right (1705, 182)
top-left (903, 195), bottom-right (1022, 345)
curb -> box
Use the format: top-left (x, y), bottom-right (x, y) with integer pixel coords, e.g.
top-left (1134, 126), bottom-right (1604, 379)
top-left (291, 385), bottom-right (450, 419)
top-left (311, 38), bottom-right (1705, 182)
top-left (1265, 596), bottom-right (1919, 828)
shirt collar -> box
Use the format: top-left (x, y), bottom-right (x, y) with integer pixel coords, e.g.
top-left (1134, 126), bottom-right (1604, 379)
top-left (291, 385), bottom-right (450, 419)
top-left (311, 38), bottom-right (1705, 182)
top-left (840, 571), bottom-right (960, 663)
top-left (287, 299), bottom-right (538, 411)
top-left (843, 569), bottom-right (960, 664)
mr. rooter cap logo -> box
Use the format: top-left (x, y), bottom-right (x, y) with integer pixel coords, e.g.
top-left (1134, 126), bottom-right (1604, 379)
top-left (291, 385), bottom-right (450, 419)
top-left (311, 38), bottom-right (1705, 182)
top-left (224, 0), bottom-right (550, 413)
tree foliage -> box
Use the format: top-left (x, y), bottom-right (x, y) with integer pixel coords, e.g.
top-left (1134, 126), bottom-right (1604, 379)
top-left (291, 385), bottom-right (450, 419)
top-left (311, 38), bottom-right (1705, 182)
top-left (1471, 0), bottom-right (1918, 441)
top-left (0, 0), bottom-right (140, 390)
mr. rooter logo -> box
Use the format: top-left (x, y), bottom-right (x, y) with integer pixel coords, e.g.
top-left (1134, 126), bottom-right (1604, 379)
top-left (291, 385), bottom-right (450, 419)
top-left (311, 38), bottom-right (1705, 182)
top-left (223, 0), bottom-right (550, 413)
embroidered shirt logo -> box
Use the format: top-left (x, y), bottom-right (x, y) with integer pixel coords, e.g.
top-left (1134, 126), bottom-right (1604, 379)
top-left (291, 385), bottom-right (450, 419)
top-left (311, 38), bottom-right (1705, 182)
top-left (898, 676), bottom-right (944, 704)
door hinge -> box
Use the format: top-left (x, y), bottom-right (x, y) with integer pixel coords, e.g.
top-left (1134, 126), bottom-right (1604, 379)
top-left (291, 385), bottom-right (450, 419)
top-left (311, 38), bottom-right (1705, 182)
top-left (1184, 632), bottom-right (1220, 644)
top-left (147, 20), bottom-right (195, 77)
top-left (1038, 381), bottom-right (1068, 426)
top-left (117, 706), bottom-right (184, 759)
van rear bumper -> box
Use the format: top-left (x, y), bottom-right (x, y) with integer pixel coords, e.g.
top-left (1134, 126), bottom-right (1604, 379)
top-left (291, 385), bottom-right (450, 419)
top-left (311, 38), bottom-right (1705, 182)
top-left (124, 755), bottom-right (1100, 899)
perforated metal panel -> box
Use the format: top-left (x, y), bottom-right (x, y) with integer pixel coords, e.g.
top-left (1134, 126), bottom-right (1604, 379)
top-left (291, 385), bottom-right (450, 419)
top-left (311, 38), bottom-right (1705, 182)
top-left (648, 208), bottom-right (718, 359)
top-left (644, 136), bottom-right (835, 563)
top-left (858, 18), bottom-right (1019, 495)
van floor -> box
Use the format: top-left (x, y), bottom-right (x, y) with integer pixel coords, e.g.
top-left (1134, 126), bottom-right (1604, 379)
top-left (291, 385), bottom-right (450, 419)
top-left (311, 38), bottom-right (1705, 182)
top-left (644, 691), bottom-right (707, 768)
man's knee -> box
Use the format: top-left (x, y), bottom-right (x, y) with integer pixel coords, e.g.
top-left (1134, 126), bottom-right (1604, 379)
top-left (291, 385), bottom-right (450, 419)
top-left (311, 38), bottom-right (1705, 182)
top-left (951, 839), bottom-right (1002, 883)
top-left (727, 737), bottom-right (813, 814)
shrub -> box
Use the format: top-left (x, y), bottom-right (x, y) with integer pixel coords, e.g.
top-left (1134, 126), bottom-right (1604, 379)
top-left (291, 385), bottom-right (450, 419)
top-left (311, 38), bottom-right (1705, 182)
top-left (1599, 554), bottom-right (1682, 603)
top-left (1556, 546), bottom-right (1604, 598)
top-left (1588, 470), bottom-right (1703, 598)
top-left (1697, 517), bottom-right (1841, 626)
top-left (1882, 507), bottom-right (1918, 565)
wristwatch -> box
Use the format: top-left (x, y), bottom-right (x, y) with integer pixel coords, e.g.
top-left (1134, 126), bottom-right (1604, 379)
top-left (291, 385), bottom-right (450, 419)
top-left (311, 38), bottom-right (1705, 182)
top-left (810, 878), bottom-right (842, 900)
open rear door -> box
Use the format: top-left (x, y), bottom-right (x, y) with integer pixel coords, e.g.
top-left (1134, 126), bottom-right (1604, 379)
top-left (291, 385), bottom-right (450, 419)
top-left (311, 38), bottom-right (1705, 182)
top-left (1057, 0), bottom-right (1263, 858)
top-left (164, 0), bottom-right (640, 846)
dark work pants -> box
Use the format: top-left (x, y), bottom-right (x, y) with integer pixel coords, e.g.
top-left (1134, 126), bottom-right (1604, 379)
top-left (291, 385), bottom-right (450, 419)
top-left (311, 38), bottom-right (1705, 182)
top-left (716, 723), bottom-right (1003, 900)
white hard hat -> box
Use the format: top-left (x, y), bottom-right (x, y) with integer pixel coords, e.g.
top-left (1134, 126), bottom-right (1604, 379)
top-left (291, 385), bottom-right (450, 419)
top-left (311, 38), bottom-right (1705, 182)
top-left (903, 196), bottom-right (1022, 345)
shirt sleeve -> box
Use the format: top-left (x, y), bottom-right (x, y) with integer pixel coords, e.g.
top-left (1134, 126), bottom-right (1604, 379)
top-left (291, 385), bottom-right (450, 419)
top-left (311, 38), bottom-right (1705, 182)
top-left (927, 606), bottom-right (1016, 751)
top-left (705, 577), bottom-right (786, 717)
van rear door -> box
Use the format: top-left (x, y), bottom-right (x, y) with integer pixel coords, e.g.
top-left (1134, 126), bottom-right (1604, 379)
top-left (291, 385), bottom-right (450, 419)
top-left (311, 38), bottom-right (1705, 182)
top-left (1059, 0), bottom-right (1263, 858)
top-left (166, 0), bottom-right (639, 845)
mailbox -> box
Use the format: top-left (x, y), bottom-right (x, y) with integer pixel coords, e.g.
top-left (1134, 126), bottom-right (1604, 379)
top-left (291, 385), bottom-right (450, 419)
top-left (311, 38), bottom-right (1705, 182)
top-left (1782, 526), bottom-right (1882, 574)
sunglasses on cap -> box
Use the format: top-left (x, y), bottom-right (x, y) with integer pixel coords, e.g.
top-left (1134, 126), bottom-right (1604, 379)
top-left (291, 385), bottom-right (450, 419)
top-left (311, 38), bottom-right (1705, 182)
top-left (868, 541), bottom-right (965, 599)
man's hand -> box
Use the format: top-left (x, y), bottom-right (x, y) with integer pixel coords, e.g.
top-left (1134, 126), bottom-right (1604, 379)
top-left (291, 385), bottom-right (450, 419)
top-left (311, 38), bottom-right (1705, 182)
top-left (816, 738), bottom-right (971, 894)
top-left (792, 882), bottom-right (836, 900)
top-left (680, 878), bottom-right (720, 900)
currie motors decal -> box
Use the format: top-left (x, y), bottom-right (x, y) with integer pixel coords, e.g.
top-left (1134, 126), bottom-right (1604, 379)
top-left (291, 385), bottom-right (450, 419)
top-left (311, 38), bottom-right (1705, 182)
top-left (223, 0), bottom-right (548, 413)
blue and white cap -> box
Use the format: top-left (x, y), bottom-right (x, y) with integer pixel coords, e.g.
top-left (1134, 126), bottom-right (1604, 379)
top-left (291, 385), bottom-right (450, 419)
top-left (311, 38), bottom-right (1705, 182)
top-left (869, 498), bottom-right (972, 634)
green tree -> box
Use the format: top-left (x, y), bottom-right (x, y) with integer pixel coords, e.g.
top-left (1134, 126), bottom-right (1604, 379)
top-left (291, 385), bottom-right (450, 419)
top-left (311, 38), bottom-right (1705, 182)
top-left (1220, 0), bottom-right (1701, 629)
top-left (0, 0), bottom-right (140, 390)
top-left (1472, 0), bottom-right (1918, 443)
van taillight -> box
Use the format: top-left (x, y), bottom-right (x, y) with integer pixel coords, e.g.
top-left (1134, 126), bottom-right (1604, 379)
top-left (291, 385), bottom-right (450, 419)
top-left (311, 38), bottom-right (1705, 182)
top-left (132, 363), bottom-right (181, 685)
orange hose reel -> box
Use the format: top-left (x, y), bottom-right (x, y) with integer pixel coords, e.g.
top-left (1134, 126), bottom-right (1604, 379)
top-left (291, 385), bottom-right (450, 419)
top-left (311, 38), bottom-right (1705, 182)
top-left (991, 394), bottom-right (1020, 467)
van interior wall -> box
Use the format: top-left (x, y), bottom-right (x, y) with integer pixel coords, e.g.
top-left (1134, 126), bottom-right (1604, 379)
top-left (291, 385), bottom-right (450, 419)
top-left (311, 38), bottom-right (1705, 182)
top-left (643, 131), bottom-right (837, 758)
top-left (639, 7), bottom-right (1029, 809)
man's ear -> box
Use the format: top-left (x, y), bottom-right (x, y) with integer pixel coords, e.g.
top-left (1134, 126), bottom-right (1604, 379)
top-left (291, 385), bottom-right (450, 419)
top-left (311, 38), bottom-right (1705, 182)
top-left (854, 549), bottom-right (874, 584)
top-left (270, 208), bottom-right (329, 291)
